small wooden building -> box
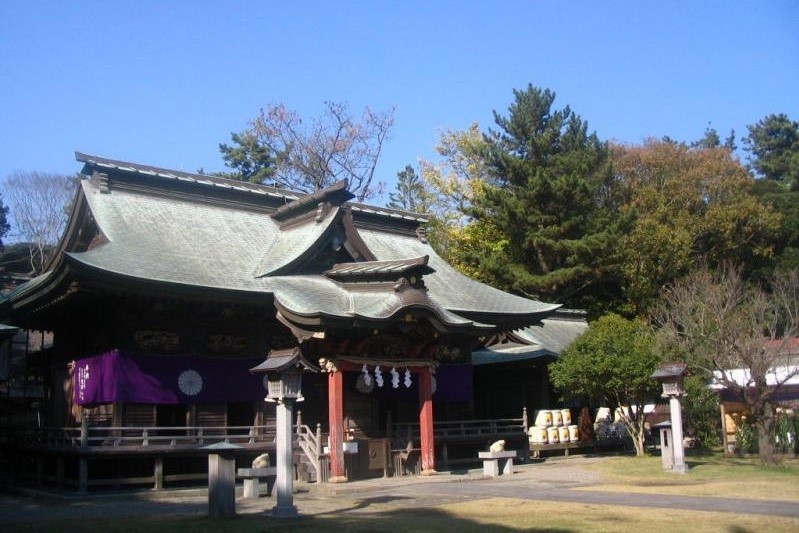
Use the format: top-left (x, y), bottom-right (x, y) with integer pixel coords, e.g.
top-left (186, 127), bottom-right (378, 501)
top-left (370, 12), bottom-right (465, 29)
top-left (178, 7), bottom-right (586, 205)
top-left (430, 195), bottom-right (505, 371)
top-left (0, 153), bottom-right (570, 488)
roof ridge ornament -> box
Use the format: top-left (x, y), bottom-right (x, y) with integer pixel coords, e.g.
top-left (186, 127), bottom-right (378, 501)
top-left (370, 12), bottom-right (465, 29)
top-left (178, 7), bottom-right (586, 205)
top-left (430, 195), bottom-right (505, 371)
top-left (271, 180), bottom-right (354, 223)
top-left (95, 172), bottom-right (110, 194)
top-left (416, 226), bottom-right (428, 243)
top-left (324, 255), bottom-right (434, 283)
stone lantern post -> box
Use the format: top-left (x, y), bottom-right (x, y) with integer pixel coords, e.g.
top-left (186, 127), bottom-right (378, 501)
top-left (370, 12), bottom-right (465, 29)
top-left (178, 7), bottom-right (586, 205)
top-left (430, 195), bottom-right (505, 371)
top-left (651, 362), bottom-right (688, 474)
top-left (250, 347), bottom-right (318, 518)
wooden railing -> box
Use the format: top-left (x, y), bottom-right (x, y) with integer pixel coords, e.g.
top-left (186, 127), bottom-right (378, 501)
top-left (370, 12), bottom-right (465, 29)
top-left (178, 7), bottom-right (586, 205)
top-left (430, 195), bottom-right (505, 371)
top-left (391, 407), bottom-right (528, 443)
top-left (295, 422), bottom-right (324, 483)
top-left (10, 420), bottom-right (277, 449)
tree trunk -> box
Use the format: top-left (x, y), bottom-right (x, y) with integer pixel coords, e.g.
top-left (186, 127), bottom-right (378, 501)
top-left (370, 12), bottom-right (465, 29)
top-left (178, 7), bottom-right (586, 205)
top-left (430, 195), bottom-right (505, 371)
top-left (620, 408), bottom-right (647, 457)
top-left (756, 401), bottom-right (778, 466)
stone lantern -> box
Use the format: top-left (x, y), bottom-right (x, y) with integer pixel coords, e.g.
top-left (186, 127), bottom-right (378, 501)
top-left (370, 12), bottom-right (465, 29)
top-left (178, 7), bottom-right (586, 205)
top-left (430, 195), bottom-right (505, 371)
top-left (651, 362), bottom-right (688, 473)
top-left (250, 347), bottom-right (318, 518)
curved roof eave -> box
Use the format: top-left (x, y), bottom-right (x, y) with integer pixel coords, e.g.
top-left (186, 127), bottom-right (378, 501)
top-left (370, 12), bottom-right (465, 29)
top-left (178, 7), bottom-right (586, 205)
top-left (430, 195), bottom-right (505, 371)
top-left (62, 252), bottom-right (277, 303)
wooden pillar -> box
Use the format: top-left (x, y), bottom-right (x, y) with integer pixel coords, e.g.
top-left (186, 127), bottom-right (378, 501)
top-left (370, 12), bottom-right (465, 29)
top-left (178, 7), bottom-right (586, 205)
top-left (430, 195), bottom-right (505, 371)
top-left (418, 368), bottom-right (436, 475)
top-left (720, 403), bottom-right (730, 454)
top-left (328, 370), bottom-right (347, 482)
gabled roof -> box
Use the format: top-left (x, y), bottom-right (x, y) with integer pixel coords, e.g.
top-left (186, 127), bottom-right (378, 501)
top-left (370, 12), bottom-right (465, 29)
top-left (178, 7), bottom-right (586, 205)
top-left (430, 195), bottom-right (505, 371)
top-left (472, 310), bottom-right (588, 365)
top-left (2, 153), bottom-right (561, 336)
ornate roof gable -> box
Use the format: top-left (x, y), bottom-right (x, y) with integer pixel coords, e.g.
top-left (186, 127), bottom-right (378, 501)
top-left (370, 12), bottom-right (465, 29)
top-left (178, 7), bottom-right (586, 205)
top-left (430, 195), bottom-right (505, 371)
top-left (255, 181), bottom-right (377, 277)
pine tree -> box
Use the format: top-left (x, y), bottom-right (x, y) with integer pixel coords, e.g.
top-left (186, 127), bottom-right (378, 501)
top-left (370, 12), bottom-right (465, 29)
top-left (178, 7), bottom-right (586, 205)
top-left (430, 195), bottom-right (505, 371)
top-left (217, 131), bottom-right (276, 184)
top-left (386, 165), bottom-right (430, 213)
top-left (469, 85), bottom-right (623, 313)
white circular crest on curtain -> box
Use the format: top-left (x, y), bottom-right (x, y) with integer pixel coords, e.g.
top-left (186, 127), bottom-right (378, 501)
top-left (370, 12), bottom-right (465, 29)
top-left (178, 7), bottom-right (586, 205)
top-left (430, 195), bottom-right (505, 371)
top-left (178, 369), bottom-right (203, 396)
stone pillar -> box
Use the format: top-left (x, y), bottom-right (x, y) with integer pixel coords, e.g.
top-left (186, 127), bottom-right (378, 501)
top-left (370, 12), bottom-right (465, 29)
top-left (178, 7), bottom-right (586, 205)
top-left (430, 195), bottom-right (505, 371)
top-left (272, 398), bottom-right (298, 518)
top-left (670, 396), bottom-right (687, 473)
top-left (154, 456), bottom-right (164, 490)
top-left (328, 371), bottom-right (347, 482)
top-left (203, 442), bottom-right (241, 519)
top-left (207, 452), bottom-right (236, 518)
top-left (418, 368), bottom-right (436, 475)
top-left (78, 457), bottom-right (88, 493)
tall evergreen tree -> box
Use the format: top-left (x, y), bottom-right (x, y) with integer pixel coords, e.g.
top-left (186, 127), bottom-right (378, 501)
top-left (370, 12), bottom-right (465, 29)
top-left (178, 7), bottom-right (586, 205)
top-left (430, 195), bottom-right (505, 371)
top-left (744, 113), bottom-right (799, 188)
top-left (468, 85), bottom-right (623, 314)
top-left (217, 131), bottom-right (276, 184)
top-left (386, 165), bottom-right (430, 213)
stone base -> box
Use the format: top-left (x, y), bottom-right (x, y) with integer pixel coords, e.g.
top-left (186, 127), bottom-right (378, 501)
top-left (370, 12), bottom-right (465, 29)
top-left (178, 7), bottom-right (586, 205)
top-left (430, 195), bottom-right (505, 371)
top-left (271, 504), bottom-right (299, 518)
top-left (478, 450), bottom-right (517, 477)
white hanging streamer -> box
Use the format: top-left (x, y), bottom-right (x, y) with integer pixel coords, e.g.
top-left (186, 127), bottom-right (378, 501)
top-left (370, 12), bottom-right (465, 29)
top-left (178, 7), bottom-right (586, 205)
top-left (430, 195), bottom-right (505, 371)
top-left (361, 364), bottom-right (372, 386)
top-left (404, 368), bottom-right (412, 388)
top-left (390, 367), bottom-right (400, 389)
top-left (374, 365), bottom-right (384, 387)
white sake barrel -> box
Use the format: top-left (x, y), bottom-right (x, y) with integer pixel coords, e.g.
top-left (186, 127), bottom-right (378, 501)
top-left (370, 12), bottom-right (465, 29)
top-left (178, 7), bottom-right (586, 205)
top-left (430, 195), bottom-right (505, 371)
top-left (594, 407), bottom-right (611, 424)
top-left (528, 426), bottom-right (548, 444)
top-left (561, 409), bottom-right (572, 426)
top-left (547, 426), bottom-right (560, 443)
top-left (558, 426), bottom-right (570, 443)
top-left (552, 409), bottom-right (563, 427)
top-left (535, 409), bottom-right (553, 427)
top-left (568, 425), bottom-right (579, 442)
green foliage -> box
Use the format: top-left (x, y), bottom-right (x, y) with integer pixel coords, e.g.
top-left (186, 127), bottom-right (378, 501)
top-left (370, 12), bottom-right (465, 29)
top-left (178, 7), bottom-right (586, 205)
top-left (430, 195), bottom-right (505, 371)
top-left (751, 179), bottom-right (799, 274)
top-left (691, 126), bottom-right (736, 151)
top-left (217, 131), bottom-right (276, 184)
top-left (550, 314), bottom-right (660, 405)
top-left (744, 113), bottom-right (799, 188)
top-left (386, 165), bottom-right (431, 213)
top-left (550, 313), bottom-right (660, 456)
top-left (773, 411), bottom-right (799, 455)
top-left (735, 420), bottom-right (758, 455)
top-left (466, 85), bottom-right (624, 315)
top-left (682, 375), bottom-right (722, 448)
top-left (612, 140), bottom-right (780, 312)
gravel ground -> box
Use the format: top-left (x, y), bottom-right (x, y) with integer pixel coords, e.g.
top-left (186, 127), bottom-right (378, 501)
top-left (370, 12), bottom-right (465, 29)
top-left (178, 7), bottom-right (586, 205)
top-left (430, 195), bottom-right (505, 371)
top-left (2, 455), bottom-right (798, 523)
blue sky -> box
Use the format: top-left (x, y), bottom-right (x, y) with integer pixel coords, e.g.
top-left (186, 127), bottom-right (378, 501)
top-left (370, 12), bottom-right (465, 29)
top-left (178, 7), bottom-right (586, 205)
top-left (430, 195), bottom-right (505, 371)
top-left (1, 1), bottom-right (797, 203)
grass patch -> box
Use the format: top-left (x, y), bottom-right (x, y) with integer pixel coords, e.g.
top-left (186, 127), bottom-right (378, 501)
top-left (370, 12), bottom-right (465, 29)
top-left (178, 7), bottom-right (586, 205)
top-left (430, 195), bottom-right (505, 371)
top-left (580, 452), bottom-right (799, 502)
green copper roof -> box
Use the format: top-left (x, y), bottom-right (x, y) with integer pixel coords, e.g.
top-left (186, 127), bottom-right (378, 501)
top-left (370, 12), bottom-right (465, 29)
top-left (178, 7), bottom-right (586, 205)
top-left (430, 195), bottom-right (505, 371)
top-left (357, 228), bottom-right (559, 318)
top-left (472, 311), bottom-right (588, 365)
top-left (5, 153), bottom-right (562, 333)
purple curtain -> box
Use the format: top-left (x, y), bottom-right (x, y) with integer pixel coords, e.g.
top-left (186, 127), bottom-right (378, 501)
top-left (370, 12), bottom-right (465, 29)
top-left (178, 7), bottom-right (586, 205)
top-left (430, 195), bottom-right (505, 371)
top-left (73, 350), bottom-right (266, 406)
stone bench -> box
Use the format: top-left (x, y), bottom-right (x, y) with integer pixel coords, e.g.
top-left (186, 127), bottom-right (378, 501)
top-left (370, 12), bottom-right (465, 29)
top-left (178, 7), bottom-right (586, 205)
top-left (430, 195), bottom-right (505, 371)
top-left (237, 467), bottom-right (276, 498)
top-left (478, 450), bottom-right (516, 477)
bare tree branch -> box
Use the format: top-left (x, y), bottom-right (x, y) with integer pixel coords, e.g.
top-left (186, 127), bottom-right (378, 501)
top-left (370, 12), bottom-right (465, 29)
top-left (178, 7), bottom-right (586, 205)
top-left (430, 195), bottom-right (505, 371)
top-left (654, 265), bottom-right (799, 464)
top-left (2, 172), bottom-right (78, 275)
top-left (250, 101), bottom-right (394, 201)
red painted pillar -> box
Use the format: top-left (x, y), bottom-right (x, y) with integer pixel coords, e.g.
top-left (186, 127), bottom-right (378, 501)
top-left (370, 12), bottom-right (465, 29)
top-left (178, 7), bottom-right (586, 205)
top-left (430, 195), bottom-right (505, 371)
top-left (328, 370), bottom-right (347, 482)
top-left (418, 367), bottom-right (436, 475)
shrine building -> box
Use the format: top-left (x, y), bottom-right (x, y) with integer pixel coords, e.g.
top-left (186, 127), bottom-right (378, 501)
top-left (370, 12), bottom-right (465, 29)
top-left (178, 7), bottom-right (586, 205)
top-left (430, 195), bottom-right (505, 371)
top-left (0, 153), bottom-right (585, 489)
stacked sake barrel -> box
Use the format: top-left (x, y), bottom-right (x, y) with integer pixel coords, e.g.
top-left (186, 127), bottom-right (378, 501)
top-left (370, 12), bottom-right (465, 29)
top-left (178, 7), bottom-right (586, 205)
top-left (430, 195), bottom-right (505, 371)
top-left (527, 409), bottom-right (579, 445)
